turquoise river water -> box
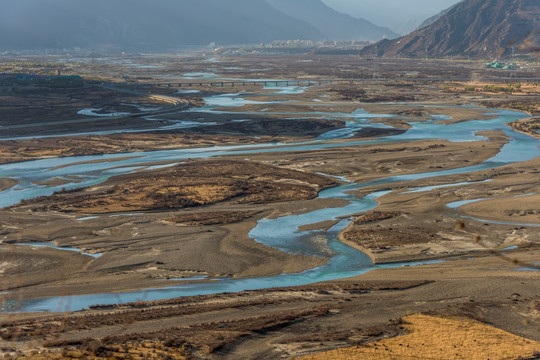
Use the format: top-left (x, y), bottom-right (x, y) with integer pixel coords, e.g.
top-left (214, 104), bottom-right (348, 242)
top-left (1, 87), bottom-right (538, 312)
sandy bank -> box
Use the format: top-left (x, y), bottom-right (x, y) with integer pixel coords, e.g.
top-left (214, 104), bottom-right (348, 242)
top-left (510, 117), bottom-right (540, 139)
top-left (0, 178), bottom-right (17, 191)
top-left (339, 157), bottom-right (540, 264)
top-left (1, 195), bottom-right (351, 300)
top-left (2, 252), bottom-right (539, 358)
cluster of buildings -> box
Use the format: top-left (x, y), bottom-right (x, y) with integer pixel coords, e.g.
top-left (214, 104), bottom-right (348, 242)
top-left (268, 40), bottom-right (371, 49)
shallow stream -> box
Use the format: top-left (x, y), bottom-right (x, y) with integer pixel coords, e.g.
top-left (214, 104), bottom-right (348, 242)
top-left (1, 87), bottom-right (538, 312)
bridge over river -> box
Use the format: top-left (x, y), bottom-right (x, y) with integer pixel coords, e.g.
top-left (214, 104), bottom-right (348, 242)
top-left (162, 77), bottom-right (540, 88)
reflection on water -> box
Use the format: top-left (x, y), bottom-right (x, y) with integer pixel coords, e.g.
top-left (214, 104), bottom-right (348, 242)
top-left (181, 72), bottom-right (219, 79)
top-left (176, 89), bottom-right (200, 94)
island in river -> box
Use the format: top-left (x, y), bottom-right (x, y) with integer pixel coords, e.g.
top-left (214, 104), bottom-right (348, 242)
top-left (0, 54), bottom-right (539, 359)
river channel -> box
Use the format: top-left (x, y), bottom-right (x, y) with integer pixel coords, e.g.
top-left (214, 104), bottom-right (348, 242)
top-left (1, 87), bottom-right (538, 312)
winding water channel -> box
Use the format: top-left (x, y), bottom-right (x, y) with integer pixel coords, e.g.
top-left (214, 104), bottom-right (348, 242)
top-left (1, 87), bottom-right (539, 312)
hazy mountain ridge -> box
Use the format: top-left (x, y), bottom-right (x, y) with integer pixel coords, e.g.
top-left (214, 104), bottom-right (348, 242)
top-left (266, 0), bottom-right (398, 41)
top-left (0, 0), bottom-right (324, 50)
top-left (0, 0), bottom-right (395, 51)
top-left (361, 0), bottom-right (540, 59)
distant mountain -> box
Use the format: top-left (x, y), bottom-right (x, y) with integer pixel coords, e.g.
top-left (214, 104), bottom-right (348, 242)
top-left (361, 0), bottom-right (540, 59)
top-left (266, 0), bottom-right (398, 41)
top-left (0, 0), bottom-right (324, 50)
top-left (319, 0), bottom-right (462, 36)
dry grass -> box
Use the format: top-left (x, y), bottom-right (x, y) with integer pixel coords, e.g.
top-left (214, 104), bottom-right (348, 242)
top-left (299, 314), bottom-right (540, 360)
top-left (5, 340), bottom-right (190, 360)
top-left (13, 160), bottom-right (335, 213)
top-left (351, 211), bottom-right (402, 225)
top-left (165, 210), bottom-right (261, 226)
top-left (342, 226), bottom-right (435, 249)
top-left (510, 118), bottom-right (540, 139)
top-left (0, 133), bottom-right (267, 165)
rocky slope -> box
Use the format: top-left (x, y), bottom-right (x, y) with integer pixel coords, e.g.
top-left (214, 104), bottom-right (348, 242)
top-left (361, 0), bottom-right (540, 59)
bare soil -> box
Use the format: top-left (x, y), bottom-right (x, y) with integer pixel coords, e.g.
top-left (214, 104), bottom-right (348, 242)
top-left (0, 178), bottom-right (17, 191)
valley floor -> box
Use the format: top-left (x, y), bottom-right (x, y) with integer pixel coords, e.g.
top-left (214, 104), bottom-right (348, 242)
top-left (0, 54), bottom-right (539, 359)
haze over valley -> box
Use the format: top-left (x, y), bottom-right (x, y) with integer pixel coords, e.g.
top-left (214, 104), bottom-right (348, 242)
top-left (1, 0), bottom-right (398, 50)
top-left (322, 0), bottom-right (462, 34)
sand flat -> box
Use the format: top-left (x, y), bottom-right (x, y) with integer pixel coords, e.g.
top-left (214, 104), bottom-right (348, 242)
top-left (0, 178), bottom-right (16, 191)
top-left (461, 193), bottom-right (540, 224)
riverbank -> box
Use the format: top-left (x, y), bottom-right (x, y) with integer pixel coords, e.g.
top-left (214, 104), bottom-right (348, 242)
top-left (510, 117), bottom-right (540, 139)
top-left (2, 253), bottom-right (539, 359)
top-left (11, 159), bottom-right (336, 213)
top-left (0, 101), bottom-right (535, 301)
top-left (2, 196), bottom-right (352, 301)
top-left (0, 133), bottom-right (277, 165)
top-left (338, 156), bottom-right (540, 264)
top-left (0, 128), bottom-right (514, 301)
top-left (0, 178), bottom-right (16, 191)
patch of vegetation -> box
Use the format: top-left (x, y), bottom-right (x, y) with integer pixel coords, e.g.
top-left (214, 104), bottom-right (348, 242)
top-left (353, 211), bottom-right (402, 225)
top-left (481, 99), bottom-right (539, 115)
top-left (13, 160), bottom-right (336, 213)
top-left (330, 88), bottom-right (416, 103)
top-left (483, 83), bottom-right (522, 93)
top-left (505, 102), bottom-right (537, 113)
top-left (343, 225), bottom-right (436, 249)
top-left (166, 211), bottom-right (260, 226)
